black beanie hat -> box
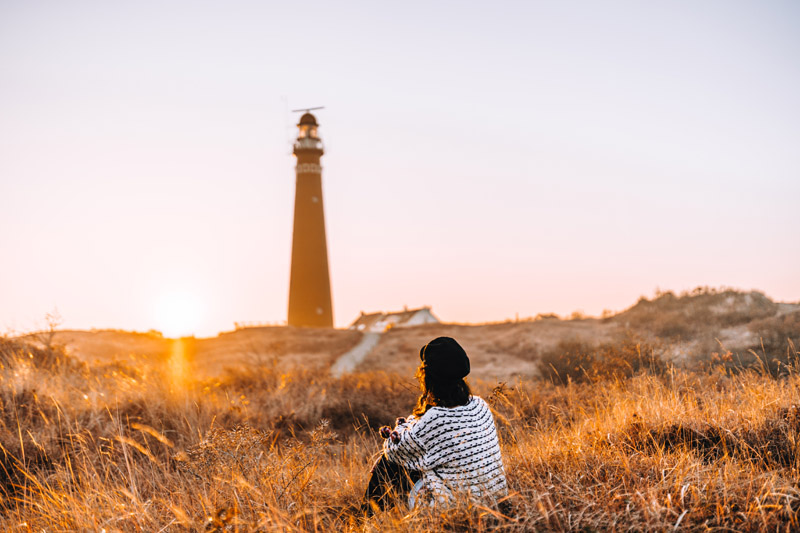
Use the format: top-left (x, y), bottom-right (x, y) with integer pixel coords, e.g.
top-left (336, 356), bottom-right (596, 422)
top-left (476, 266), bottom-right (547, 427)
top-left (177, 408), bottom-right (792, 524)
top-left (420, 337), bottom-right (470, 380)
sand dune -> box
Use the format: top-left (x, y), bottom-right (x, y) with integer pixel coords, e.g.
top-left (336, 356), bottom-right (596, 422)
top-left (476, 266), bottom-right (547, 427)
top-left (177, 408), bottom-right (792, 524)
top-left (23, 289), bottom-right (798, 381)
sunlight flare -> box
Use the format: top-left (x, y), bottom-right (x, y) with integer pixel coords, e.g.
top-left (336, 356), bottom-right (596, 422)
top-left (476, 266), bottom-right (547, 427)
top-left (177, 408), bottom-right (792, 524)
top-left (154, 291), bottom-right (203, 338)
top-left (168, 337), bottom-right (189, 394)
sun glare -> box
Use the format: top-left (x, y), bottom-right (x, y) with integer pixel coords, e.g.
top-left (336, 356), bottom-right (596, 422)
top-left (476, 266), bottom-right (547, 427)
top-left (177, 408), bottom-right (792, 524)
top-left (154, 291), bottom-right (203, 338)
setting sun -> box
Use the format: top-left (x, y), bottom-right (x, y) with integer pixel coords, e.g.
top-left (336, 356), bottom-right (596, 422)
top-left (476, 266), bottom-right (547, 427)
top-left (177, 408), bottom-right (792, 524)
top-left (154, 291), bottom-right (203, 338)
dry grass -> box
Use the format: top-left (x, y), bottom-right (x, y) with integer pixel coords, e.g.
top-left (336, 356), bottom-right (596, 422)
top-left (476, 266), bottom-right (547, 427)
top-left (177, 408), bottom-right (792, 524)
top-left (3, 330), bottom-right (800, 531)
top-left (27, 327), bottom-right (364, 380)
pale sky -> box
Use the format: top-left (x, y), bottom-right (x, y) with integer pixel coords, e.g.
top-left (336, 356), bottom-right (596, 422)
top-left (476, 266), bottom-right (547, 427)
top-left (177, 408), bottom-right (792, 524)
top-left (1, 1), bottom-right (799, 337)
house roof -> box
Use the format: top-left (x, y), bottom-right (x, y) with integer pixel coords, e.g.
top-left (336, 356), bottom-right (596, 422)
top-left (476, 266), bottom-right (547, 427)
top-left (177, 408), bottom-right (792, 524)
top-left (349, 306), bottom-right (437, 330)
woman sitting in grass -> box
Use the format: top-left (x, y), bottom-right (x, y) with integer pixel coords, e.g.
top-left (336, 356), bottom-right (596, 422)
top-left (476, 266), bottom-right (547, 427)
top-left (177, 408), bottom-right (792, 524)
top-left (363, 336), bottom-right (508, 512)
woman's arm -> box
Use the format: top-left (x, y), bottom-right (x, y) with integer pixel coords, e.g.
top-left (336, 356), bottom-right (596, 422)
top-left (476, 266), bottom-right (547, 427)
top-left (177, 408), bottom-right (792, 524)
top-left (383, 415), bottom-right (427, 471)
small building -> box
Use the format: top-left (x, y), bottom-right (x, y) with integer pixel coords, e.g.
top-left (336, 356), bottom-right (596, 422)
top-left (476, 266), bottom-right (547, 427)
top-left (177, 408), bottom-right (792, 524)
top-left (349, 306), bottom-right (440, 333)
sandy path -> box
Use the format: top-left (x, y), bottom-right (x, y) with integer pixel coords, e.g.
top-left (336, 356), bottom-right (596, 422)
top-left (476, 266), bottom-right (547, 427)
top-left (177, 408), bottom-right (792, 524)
top-left (330, 332), bottom-right (382, 377)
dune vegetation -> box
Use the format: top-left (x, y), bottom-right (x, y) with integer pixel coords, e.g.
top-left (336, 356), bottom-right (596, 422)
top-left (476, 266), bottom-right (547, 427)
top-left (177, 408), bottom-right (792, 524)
top-left (2, 296), bottom-right (800, 531)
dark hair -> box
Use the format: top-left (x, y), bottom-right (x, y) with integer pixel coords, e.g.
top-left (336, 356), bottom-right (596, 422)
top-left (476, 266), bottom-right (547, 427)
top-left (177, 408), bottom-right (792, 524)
top-left (412, 363), bottom-right (472, 417)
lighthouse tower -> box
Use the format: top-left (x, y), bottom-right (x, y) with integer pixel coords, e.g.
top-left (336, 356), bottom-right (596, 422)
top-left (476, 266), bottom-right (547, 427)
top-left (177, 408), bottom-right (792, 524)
top-left (287, 112), bottom-right (333, 327)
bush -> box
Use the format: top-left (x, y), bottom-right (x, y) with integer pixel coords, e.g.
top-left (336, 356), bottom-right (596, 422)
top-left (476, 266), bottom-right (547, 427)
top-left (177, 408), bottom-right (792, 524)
top-left (700, 311), bottom-right (800, 378)
top-left (614, 289), bottom-right (778, 340)
top-left (0, 336), bottom-right (81, 371)
top-left (537, 335), bottom-right (666, 384)
top-left (748, 311), bottom-right (800, 358)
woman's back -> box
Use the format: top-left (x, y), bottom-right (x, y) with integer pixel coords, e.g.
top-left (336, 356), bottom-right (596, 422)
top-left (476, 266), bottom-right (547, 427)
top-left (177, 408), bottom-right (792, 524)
top-left (363, 337), bottom-right (508, 512)
top-left (385, 396), bottom-right (507, 503)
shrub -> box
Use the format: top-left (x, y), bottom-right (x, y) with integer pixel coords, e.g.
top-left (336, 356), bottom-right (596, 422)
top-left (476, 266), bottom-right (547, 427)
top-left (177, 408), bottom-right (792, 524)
top-left (0, 336), bottom-right (81, 371)
top-left (536, 335), bottom-right (666, 384)
top-left (613, 289), bottom-right (779, 340)
top-left (700, 311), bottom-right (800, 378)
top-left (748, 310), bottom-right (800, 359)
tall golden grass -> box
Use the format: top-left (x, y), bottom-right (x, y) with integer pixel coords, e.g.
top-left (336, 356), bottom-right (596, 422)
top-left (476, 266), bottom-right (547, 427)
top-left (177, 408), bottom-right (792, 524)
top-left (2, 333), bottom-right (800, 531)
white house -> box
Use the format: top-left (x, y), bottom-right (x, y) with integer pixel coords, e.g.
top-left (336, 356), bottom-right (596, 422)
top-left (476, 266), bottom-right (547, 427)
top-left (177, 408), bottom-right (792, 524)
top-left (349, 306), bottom-right (440, 333)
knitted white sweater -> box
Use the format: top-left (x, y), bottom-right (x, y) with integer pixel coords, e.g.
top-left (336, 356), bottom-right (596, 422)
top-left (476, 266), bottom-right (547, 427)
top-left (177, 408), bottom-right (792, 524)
top-left (383, 396), bottom-right (507, 504)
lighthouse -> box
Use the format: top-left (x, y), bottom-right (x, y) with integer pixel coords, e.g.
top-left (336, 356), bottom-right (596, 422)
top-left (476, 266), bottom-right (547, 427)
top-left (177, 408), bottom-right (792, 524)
top-left (287, 111), bottom-right (333, 327)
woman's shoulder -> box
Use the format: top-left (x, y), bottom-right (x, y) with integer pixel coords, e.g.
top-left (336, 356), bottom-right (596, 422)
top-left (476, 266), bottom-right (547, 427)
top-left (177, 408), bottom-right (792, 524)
top-left (412, 397), bottom-right (493, 439)
top-left (424, 396), bottom-right (487, 417)
top-left (468, 396), bottom-right (493, 415)
top-left (470, 395), bottom-right (487, 407)
top-left (464, 395), bottom-right (488, 408)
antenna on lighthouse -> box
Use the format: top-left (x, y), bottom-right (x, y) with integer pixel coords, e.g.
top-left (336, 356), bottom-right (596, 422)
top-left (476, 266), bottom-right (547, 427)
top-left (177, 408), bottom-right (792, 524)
top-left (291, 106), bottom-right (325, 113)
